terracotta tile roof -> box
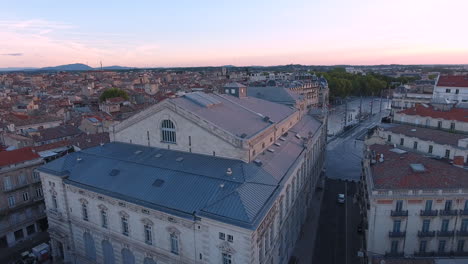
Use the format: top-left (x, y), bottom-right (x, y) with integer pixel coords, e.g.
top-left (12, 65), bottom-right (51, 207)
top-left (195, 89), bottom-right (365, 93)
top-left (0, 147), bottom-right (41, 167)
top-left (398, 104), bottom-right (468, 123)
top-left (437, 75), bottom-right (468, 87)
top-left (33, 140), bottom-right (71, 152)
top-left (369, 144), bottom-right (468, 189)
top-left (384, 124), bottom-right (468, 146)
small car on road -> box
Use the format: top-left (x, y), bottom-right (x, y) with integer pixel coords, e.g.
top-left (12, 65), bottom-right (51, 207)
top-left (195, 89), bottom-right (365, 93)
top-left (337, 193), bottom-right (345, 204)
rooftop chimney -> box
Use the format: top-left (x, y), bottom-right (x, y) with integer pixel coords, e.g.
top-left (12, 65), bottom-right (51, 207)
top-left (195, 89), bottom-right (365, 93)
top-left (226, 168), bottom-right (233, 176)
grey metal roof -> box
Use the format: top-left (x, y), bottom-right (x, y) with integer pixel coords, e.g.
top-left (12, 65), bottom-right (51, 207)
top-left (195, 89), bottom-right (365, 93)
top-left (39, 142), bottom-right (281, 229)
top-left (171, 93), bottom-right (295, 139)
top-left (39, 113), bottom-right (322, 229)
top-left (247, 86), bottom-right (303, 106)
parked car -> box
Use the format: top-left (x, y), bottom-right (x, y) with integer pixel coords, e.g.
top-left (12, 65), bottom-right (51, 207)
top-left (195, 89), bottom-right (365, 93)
top-left (337, 193), bottom-right (345, 204)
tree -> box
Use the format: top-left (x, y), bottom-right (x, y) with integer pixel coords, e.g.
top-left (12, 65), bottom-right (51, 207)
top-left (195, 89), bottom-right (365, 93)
top-left (99, 88), bottom-right (129, 102)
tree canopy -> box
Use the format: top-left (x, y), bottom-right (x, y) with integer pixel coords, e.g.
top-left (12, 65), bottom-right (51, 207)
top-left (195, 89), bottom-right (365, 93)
top-left (316, 68), bottom-right (420, 100)
top-left (99, 88), bottom-right (129, 102)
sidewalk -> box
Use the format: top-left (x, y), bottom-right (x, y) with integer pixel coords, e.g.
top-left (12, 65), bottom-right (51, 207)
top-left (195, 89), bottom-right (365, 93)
top-left (291, 180), bottom-right (325, 263)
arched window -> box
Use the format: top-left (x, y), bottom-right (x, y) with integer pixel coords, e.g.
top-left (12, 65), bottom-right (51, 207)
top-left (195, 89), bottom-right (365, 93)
top-left (161, 120), bottom-right (176, 143)
top-left (121, 248), bottom-right (135, 264)
top-left (83, 232), bottom-right (96, 261)
top-left (170, 233), bottom-right (179, 255)
top-left (102, 240), bottom-right (115, 264)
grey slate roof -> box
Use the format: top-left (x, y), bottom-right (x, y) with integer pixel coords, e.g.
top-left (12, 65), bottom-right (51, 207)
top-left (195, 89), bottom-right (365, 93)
top-left (38, 114), bottom-right (322, 229)
top-left (171, 93), bottom-right (295, 139)
top-left (247, 86), bottom-right (303, 106)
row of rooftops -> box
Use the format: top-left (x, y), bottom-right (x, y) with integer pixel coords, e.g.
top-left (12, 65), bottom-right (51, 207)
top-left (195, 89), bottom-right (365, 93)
top-left (396, 103), bottom-right (468, 123)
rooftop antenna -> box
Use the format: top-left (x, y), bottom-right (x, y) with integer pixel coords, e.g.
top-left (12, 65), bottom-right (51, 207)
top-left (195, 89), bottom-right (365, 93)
top-left (100, 61), bottom-right (103, 70)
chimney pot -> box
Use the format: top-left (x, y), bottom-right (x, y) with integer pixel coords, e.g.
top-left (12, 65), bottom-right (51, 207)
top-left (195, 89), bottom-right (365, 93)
top-left (454, 156), bottom-right (465, 167)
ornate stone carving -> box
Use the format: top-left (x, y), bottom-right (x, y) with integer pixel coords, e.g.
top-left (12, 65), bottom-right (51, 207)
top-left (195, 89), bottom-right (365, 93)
top-left (166, 226), bottom-right (180, 235)
top-left (119, 211), bottom-right (129, 218)
top-left (217, 241), bottom-right (236, 254)
top-left (141, 218), bottom-right (154, 226)
top-left (79, 198), bottom-right (88, 204)
top-left (98, 204), bottom-right (108, 211)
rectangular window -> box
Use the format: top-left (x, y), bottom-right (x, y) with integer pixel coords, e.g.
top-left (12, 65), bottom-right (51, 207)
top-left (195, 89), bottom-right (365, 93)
top-left (82, 204), bottom-right (88, 221)
top-left (456, 89), bottom-right (459, 94)
top-left (14, 229), bottom-right (24, 241)
top-left (393, 220), bottom-right (401, 232)
top-left (227, 234), bottom-right (234, 243)
top-left (445, 200), bottom-right (452, 210)
top-left (451, 122), bottom-right (456, 131)
top-left (465, 200), bottom-right (468, 211)
top-left (422, 219), bottom-right (430, 232)
top-left (391, 240), bottom-right (399, 253)
top-left (428, 145), bottom-right (433, 154)
top-left (144, 225), bottom-right (152, 245)
top-left (122, 217), bottom-right (129, 236)
top-left (461, 219), bottom-right (468, 232)
top-left (222, 253), bottom-right (232, 264)
top-left (26, 224), bottom-right (35, 235)
top-left (101, 211), bottom-right (108, 228)
top-left (413, 141), bottom-right (418, 150)
top-left (441, 219), bottom-right (450, 232)
top-left (387, 135), bottom-right (392, 142)
top-left (438, 121), bottom-right (442, 129)
top-left (33, 170), bottom-right (40, 181)
top-left (170, 234), bottom-right (179, 254)
top-left (8, 196), bottom-right (15, 207)
top-left (395, 200), bottom-right (403, 211)
top-left (425, 200), bottom-right (433, 211)
top-left (419, 240), bottom-right (427, 253)
top-left (52, 195), bottom-right (58, 209)
top-left (22, 192), bottom-right (29, 202)
top-left (188, 136), bottom-right (191, 146)
top-left (400, 138), bottom-right (404, 146)
top-left (446, 89), bottom-right (451, 93)
top-left (438, 240), bottom-right (446, 253)
top-left (35, 187), bottom-right (43, 198)
top-left (219, 232), bottom-right (225, 240)
top-left (3, 176), bottom-right (12, 191)
top-left (19, 174), bottom-right (26, 185)
top-left (458, 240), bottom-right (465, 252)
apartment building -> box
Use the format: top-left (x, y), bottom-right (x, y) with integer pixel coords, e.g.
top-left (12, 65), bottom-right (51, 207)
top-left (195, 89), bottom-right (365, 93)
top-left (360, 143), bottom-right (468, 261)
top-left (0, 147), bottom-right (47, 248)
top-left (38, 87), bottom-right (328, 264)
top-left (393, 104), bottom-right (468, 133)
top-left (376, 124), bottom-right (468, 163)
top-left (433, 75), bottom-right (468, 103)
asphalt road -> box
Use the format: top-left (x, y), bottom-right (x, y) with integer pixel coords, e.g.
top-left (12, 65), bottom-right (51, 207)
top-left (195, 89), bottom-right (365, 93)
top-left (312, 178), bottom-right (363, 264)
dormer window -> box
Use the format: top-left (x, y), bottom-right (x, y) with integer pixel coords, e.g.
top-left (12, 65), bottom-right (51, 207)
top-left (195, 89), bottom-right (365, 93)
top-left (161, 120), bottom-right (176, 143)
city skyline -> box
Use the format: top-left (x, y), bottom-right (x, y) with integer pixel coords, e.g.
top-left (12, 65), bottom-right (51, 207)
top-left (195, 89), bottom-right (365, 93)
top-left (2, 0), bottom-right (468, 68)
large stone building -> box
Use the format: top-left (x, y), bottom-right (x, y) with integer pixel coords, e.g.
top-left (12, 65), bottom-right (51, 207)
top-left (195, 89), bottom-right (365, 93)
top-left (360, 143), bottom-right (468, 261)
top-left (0, 147), bottom-right (47, 248)
top-left (433, 75), bottom-right (468, 103)
top-left (38, 87), bottom-right (328, 264)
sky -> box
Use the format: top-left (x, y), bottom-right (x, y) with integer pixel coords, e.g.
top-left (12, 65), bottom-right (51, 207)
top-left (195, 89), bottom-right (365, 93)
top-left (1, 0), bottom-right (468, 68)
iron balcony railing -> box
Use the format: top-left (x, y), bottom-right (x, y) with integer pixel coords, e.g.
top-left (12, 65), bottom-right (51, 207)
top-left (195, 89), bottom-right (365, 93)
top-left (391, 210), bottom-right (408, 217)
top-left (439, 209), bottom-right (458, 216)
top-left (417, 231), bottom-right (436, 237)
top-left (420, 209), bottom-right (438, 216)
top-left (389, 231), bottom-right (406, 237)
top-left (437, 230), bottom-right (455, 237)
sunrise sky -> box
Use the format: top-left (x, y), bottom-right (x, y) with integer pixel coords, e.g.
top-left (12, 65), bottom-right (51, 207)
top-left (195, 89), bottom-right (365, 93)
top-left (1, 0), bottom-right (468, 68)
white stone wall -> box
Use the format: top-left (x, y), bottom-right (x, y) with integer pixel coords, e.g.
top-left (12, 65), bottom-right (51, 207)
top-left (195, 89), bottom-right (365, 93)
top-left (393, 113), bottom-right (468, 133)
top-left (380, 130), bottom-right (468, 162)
top-left (114, 107), bottom-right (248, 162)
top-left (433, 86), bottom-right (468, 103)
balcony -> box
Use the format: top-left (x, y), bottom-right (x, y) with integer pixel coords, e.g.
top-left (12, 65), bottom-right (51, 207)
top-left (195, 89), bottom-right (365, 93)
top-left (460, 210), bottom-right (468, 216)
top-left (418, 231), bottom-right (436, 237)
top-left (389, 231), bottom-right (406, 237)
top-left (385, 252), bottom-right (404, 258)
top-left (420, 209), bottom-right (438, 216)
top-left (414, 251), bottom-right (435, 257)
top-left (439, 209), bottom-right (458, 216)
top-left (391, 210), bottom-right (408, 217)
top-left (437, 230), bottom-right (455, 237)
top-left (457, 230), bottom-right (468, 237)
top-left (3, 182), bottom-right (29, 193)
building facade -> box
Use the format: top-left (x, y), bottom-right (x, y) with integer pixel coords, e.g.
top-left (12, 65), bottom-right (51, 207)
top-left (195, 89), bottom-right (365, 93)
top-left (433, 75), bottom-right (468, 103)
top-left (0, 147), bottom-right (47, 248)
top-left (39, 89), bottom-right (328, 264)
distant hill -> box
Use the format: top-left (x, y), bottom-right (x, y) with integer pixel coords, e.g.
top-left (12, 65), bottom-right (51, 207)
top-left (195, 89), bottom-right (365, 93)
top-left (40, 63), bottom-right (94, 71)
top-left (99, 66), bottom-right (135, 70)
